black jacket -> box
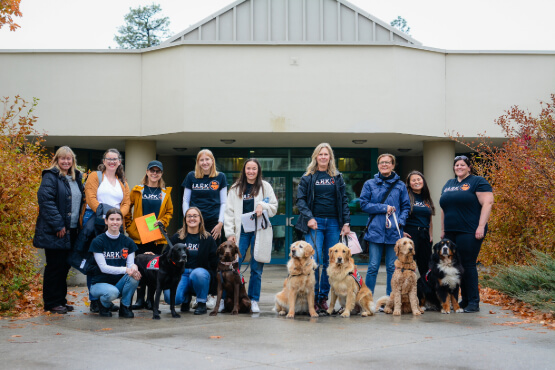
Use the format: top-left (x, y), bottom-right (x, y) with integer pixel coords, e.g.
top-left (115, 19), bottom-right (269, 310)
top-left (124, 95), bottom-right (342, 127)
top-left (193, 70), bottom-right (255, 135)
top-left (33, 167), bottom-right (84, 250)
top-left (170, 232), bottom-right (218, 295)
top-left (294, 172), bottom-right (351, 234)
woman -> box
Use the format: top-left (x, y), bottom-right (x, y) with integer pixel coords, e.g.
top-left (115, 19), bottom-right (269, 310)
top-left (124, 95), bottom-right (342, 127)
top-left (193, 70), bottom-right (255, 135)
top-left (125, 160), bottom-right (173, 309)
top-left (84, 148), bottom-right (131, 313)
top-left (440, 155), bottom-right (493, 313)
top-left (294, 144), bottom-right (350, 312)
top-left (34, 146), bottom-right (84, 314)
top-left (225, 158), bottom-right (278, 313)
top-left (163, 207), bottom-right (218, 315)
top-left (360, 153), bottom-right (410, 296)
top-left (404, 171), bottom-right (435, 278)
top-left (89, 208), bottom-right (140, 318)
top-left (182, 149), bottom-right (227, 244)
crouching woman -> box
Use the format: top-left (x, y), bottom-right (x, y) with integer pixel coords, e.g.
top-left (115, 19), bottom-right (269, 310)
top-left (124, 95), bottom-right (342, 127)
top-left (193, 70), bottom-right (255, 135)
top-left (89, 208), bottom-right (141, 318)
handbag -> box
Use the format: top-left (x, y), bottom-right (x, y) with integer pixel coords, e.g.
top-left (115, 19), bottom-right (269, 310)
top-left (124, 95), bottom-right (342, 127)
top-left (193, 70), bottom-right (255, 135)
top-left (252, 212), bottom-right (272, 263)
top-left (359, 179), bottom-right (400, 254)
top-left (342, 232), bottom-right (363, 255)
top-left (241, 210), bottom-right (270, 233)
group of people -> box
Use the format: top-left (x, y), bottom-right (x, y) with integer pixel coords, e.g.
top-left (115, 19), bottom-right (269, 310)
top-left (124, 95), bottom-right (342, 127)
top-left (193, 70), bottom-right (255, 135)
top-left (34, 143), bottom-right (493, 318)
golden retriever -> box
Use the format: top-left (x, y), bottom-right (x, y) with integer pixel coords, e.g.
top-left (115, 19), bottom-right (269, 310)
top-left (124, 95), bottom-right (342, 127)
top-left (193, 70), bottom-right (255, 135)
top-left (376, 237), bottom-right (423, 316)
top-left (326, 243), bottom-right (375, 318)
top-left (274, 241), bottom-right (319, 318)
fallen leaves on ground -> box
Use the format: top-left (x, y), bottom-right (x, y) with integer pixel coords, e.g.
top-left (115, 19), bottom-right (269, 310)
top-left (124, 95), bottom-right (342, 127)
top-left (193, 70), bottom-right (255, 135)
top-left (0, 275), bottom-right (44, 320)
top-left (209, 336), bottom-right (222, 339)
top-left (480, 287), bottom-right (555, 330)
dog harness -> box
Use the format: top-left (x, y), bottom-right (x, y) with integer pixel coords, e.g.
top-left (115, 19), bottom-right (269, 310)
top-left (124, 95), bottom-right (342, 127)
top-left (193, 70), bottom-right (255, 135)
top-left (348, 269), bottom-right (363, 288)
top-left (146, 257), bottom-right (160, 270)
top-left (425, 269), bottom-right (431, 282)
top-left (396, 261), bottom-right (416, 273)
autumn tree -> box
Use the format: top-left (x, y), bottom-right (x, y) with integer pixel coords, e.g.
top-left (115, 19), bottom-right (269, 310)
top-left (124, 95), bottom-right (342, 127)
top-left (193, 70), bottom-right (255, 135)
top-left (390, 16), bottom-right (411, 36)
top-left (0, 0), bottom-right (22, 31)
top-left (0, 96), bottom-right (50, 313)
top-left (454, 94), bottom-right (555, 266)
top-left (114, 3), bottom-right (171, 49)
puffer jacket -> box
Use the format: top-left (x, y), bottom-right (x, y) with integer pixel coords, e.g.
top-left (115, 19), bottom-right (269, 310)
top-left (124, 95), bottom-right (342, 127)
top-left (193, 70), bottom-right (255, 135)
top-left (124, 185), bottom-right (173, 245)
top-left (360, 172), bottom-right (411, 245)
top-left (33, 167), bottom-right (84, 250)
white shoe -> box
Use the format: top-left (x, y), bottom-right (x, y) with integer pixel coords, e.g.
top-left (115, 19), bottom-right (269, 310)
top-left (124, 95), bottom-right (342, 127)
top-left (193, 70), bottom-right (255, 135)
top-left (206, 295), bottom-right (216, 310)
top-left (218, 299), bottom-right (225, 313)
top-left (190, 296), bottom-right (198, 309)
top-left (251, 300), bottom-right (260, 313)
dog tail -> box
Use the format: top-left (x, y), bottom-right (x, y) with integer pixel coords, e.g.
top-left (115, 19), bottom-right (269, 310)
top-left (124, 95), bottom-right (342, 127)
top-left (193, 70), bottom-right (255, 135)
top-left (375, 295), bottom-right (389, 309)
top-left (369, 300), bottom-right (376, 314)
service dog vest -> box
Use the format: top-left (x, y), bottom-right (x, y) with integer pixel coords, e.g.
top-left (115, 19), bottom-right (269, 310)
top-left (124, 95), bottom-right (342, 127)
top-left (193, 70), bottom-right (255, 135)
top-left (146, 256), bottom-right (160, 270)
top-left (349, 269), bottom-right (363, 288)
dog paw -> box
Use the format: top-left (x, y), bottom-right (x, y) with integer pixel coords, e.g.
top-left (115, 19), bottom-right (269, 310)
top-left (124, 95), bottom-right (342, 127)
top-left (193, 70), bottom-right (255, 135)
top-left (420, 306), bottom-right (427, 311)
top-left (340, 312), bottom-right (351, 318)
top-left (441, 309), bottom-right (450, 314)
top-left (310, 312), bottom-right (319, 318)
top-left (361, 312), bottom-right (369, 317)
top-left (455, 308), bottom-right (464, 313)
top-left (278, 310), bottom-right (286, 316)
top-left (327, 308), bottom-right (334, 316)
top-left (209, 311), bottom-right (218, 316)
top-left (384, 307), bottom-right (392, 314)
top-left (153, 315), bottom-right (161, 320)
top-left (393, 310), bottom-right (401, 316)
top-left (172, 313), bottom-right (181, 318)
top-left (286, 313), bottom-right (295, 318)
top-left (413, 310), bottom-right (422, 316)
top-left (231, 310), bottom-right (239, 315)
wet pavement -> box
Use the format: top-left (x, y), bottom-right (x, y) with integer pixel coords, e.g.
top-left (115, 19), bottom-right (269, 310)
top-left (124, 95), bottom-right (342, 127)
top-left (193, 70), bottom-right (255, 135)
top-left (1, 265), bottom-right (554, 369)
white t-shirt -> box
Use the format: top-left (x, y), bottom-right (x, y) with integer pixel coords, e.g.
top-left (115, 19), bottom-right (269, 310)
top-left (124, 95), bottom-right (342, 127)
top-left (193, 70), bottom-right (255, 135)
top-left (97, 177), bottom-right (124, 209)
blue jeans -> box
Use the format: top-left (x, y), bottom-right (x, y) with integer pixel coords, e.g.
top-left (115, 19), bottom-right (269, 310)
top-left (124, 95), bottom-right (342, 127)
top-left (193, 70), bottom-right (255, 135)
top-left (305, 217), bottom-right (341, 301)
top-left (365, 242), bottom-right (397, 296)
top-left (90, 274), bottom-right (139, 308)
top-left (164, 268), bottom-right (210, 305)
top-left (239, 229), bottom-right (264, 302)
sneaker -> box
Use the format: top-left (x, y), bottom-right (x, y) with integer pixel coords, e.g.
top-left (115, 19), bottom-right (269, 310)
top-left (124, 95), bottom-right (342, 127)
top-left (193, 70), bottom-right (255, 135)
top-left (251, 300), bottom-right (260, 313)
top-left (318, 299), bottom-right (329, 312)
top-left (190, 296), bottom-right (198, 309)
top-left (218, 299), bottom-right (225, 313)
top-left (206, 295), bottom-right (216, 310)
top-left (378, 306), bottom-right (385, 313)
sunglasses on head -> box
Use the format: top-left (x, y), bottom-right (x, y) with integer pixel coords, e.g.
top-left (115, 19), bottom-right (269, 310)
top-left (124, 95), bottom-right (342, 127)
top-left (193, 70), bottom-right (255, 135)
top-left (454, 155), bottom-right (468, 161)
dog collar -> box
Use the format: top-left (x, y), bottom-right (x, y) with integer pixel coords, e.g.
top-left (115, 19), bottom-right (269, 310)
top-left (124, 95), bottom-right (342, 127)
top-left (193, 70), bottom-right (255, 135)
top-left (220, 255), bottom-right (239, 269)
top-left (396, 261), bottom-right (416, 272)
top-left (425, 269), bottom-right (431, 282)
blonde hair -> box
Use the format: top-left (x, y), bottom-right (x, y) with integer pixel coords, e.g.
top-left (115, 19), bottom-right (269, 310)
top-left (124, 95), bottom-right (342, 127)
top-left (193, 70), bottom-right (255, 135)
top-left (194, 149), bottom-right (218, 178)
top-left (377, 153), bottom-right (396, 167)
top-left (47, 146), bottom-right (78, 180)
top-left (304, 143), bottom-right (338, 177)
top-left (178, 207), bottom-right (210, 240)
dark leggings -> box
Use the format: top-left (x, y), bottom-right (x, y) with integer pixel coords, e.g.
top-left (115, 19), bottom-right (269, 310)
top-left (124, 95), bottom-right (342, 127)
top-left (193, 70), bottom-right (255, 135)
top-left (443, 231), bottom-right (484, 306)
top-left (404, 225), bottom-right (432, 278)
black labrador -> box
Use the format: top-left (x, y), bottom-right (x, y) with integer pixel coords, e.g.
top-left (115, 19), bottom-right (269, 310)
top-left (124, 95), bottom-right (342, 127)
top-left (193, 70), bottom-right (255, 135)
top-left (135, 224), bottom-right (187, 320)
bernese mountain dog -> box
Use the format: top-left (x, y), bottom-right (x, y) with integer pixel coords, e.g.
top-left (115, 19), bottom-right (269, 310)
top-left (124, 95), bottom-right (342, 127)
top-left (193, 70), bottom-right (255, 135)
top-left (417, 238), bottom-right (464, 314)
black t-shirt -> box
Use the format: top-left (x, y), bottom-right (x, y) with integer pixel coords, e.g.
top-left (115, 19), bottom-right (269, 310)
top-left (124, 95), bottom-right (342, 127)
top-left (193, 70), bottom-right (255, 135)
top-left (406, 193), bottom-right (432, 228)
top-left (142, 186), bottom-right (162, 218)
top-left (182, 171), bottom-right (227, 221)
top-left (440, 175), bottom-right (492, 233)
top-left (242, 183), bottom-right (255, 214)
top-left (89, 233), bottom-right (138, 285)
top-left (181, 233), bottom-right (200, 269)
top-left (312, 171), bottom-right (338, 218)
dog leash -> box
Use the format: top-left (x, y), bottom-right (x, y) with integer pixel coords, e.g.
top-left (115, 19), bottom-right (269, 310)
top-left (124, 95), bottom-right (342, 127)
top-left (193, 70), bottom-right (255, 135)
top-left (309, 228), bottom-right (320, 270)
top-left (385, 212), bottom-right (402, 239)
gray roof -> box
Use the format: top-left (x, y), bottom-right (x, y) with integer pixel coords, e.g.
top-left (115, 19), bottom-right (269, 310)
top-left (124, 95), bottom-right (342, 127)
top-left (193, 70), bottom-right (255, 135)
top-left (163, 0), bottom-right (420, 45)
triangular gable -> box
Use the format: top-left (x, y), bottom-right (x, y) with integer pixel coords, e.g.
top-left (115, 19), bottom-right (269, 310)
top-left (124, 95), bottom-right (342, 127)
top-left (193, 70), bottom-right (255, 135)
top-left (163, 0), bottom-right (420, 45)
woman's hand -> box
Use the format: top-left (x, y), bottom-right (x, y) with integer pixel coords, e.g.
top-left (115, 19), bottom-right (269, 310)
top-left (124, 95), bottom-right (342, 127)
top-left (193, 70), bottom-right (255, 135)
top-left (227, 235), bottom-right (236, 244)
top-left (127, 264), bottom-right (141, 281)
top-left (440, 230), bottom-right (445, 239)
top-left (341, 224), bottom-right (350, 237)
top-left (403, 232), bottom-right (412, 238)
top-left (56, 227), bottom-right (67, 238)
top-left (475, 225), bottom-right (486, 240)
top-left (386, 205), bottom-right (396, 215)
top-left (255, 204), bottom-right (263, 217)
top-left (211, 222), bottom-right (223, 240)
top-left (307, 218), bottom-right (318, 230)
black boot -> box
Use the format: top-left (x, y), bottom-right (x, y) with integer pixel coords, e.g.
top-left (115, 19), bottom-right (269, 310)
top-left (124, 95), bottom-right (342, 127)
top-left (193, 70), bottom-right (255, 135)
top-left (109, 303), bottom-right (120, 312)
top-left (119, 304), bottom-right (134, 318)
top-left (181, 301), bottom-right (190, 313)
top-left (132, 286), bottom-right (146, 310)
top-left (90, 300), bottom-right (100, 313)
top-left (99, 303), bottom-right (112, 317)
top-left (194, 302), bottom-right (207, 315)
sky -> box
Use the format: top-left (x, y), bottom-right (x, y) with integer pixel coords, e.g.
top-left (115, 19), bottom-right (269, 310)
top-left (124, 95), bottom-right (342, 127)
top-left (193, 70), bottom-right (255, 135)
top-left (0, 0), bottom-right (554, 50)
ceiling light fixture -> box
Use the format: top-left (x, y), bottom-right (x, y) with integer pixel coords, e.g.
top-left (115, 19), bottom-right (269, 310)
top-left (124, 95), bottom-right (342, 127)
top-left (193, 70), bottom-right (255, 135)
top-left (173, 147), bottom-right (187, 152)
top-left (352, 139), bottom-right (367, 144)
top-left (220, 139), bottom-right (236, 144)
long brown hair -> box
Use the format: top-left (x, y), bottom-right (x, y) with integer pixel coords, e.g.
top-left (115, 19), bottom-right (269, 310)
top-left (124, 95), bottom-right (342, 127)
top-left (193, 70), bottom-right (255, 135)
top-left (178, 207), bottom-right (209, 239)
top-left (98, 148), bottom-right (126, 183)
top-left (405, 170), bottom-right (435, 215)
top-left (47, 146), bottom-right (78, 180)
top-left (230, 158), bottom-right (263, 198)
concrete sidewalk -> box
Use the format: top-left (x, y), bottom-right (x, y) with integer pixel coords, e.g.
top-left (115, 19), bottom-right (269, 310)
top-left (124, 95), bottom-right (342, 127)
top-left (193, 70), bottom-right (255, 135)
top-left (1, 265), bottom-right (554, 369)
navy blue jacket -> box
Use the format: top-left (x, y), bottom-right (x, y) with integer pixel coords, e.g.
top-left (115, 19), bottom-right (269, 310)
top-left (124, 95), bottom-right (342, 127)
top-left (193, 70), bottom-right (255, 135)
top-left (294, 172), bottom-right (350, 234)
top-left (33, 167), bottom-right (84, 250)
top-left (360, 172), bottom-right (410, 244)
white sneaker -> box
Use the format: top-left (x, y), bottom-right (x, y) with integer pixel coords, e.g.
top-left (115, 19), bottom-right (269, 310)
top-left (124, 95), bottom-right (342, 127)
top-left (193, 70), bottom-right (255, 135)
top-left (218, 299), bottom-right (225, 313)
top-left (251, 300), bottom-right (260, 313)
top-left (190, 296), bottom-right (198, 309)
top-left (206, 295), bottom-right (216, 310)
